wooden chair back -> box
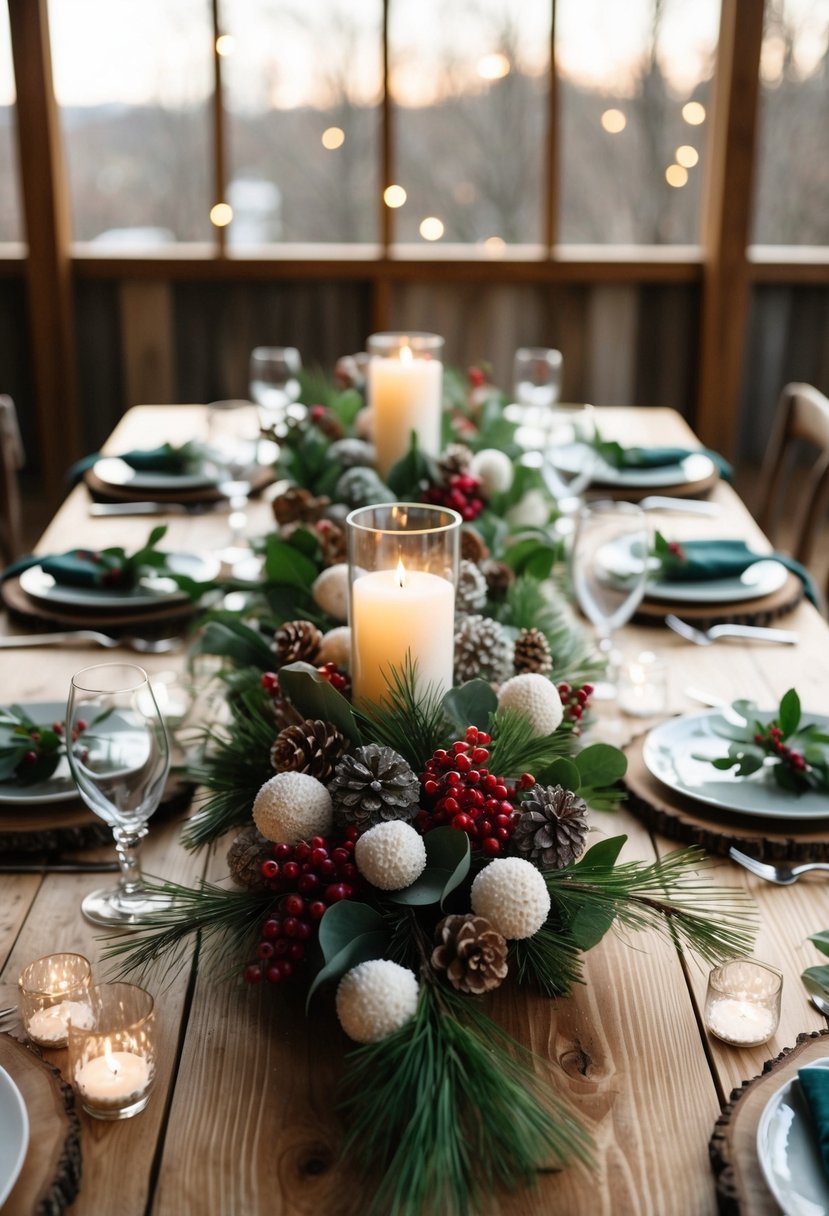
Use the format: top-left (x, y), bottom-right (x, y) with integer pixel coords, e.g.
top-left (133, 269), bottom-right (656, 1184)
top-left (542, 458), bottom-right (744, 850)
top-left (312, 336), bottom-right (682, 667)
top-left (757, 382), bottom-right (829, 570)
top-left (0, 395), bottom-right (24, 564)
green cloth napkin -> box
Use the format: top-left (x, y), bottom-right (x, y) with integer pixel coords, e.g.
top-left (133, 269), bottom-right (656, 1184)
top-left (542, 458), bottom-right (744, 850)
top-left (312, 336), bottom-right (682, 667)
top-left (659, 538), bottom-right (818, 607)
top-left (3, 549), bottom-right (135, 589)
top-left (67, 441), bottom-right (201, 484)
top-left (595, 437), bottom-right (733, 481)
top-left (799, 1066), bottom-right (829, 1177)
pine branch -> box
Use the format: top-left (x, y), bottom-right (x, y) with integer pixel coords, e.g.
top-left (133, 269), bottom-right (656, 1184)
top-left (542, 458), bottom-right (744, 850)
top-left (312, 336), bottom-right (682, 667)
top-left (510, 922), bottom-right (586, 997)
top-left (498, 576), bottom-right (604, 685)
top-left (487, 707), bottom-right (574, 777)
top-left (355, 656), bottom-right (450, 771)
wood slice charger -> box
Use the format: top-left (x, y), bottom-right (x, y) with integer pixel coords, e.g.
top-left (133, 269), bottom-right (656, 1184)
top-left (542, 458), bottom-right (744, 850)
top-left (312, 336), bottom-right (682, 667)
top-left (586, 465), bottom-right (719, 503)
top-left (84, 462), bottom-right (275, 504)
top-left (623, 732), bottom-right (829, 861)
top-left (0, 1033), bottom-right (81, 1216)
top-left (710, 1029), bottom-right (829, 1215)
top-left (635, 571), bottom-right (804, 629)
top-left (0, 574), bottom-right (198, 634)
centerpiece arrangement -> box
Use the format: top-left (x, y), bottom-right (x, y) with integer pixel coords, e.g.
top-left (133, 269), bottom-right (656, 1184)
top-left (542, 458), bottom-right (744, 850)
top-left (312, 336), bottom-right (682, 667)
top-left (107, 338), bottom-right (756, 1215)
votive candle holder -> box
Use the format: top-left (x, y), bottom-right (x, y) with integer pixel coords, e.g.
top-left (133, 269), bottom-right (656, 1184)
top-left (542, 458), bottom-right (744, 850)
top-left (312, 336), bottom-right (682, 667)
top-left (367, 332), bottom-right (444, 477)
top-left (67, 982), bottom-right (156, 1119)
top-left (18, 952), bottom-right (94, 1048)
top-left (704, 957), bottom-right (782, 1047)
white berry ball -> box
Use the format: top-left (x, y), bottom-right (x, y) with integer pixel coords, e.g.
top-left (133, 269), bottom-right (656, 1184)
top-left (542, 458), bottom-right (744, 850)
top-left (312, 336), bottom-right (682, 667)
top-left (354, 406), bottom-right (374, 440)
top-left (471, 857), bottom-right (551, 939)
top-left (336, 959), bottom-right (419, 1043)
top-left (355, 821), bottom-right (427, 891)
top-left (318, 625), bottom-right (351, 670)
top-left (252, 772), bottom-right (333, 844)
top-left (470, 448), bottom-right (514, 496)
top-left (497, 673), bottom-right (564, 736)
top-left (312, 563), bottom-right (350, 622)
top-left (505, 489), bottom-right (551, 529)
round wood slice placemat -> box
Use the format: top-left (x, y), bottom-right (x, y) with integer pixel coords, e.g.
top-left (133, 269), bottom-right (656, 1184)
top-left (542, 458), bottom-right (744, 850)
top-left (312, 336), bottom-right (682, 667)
top-left (634, 570), bottom-right (804, 628)
top-left (587, 466), bottom-right (719, 503)
top-left (623, 732), bottom-right (829, 860)
top-left (84, 463), bottom-right (275, 504)
top-left (710, 1029), bottom-right (829, 1216)
top-left (0, 1032), bottom-right (81, 1216)
top-left (1, 576), bottom-right (197, 633)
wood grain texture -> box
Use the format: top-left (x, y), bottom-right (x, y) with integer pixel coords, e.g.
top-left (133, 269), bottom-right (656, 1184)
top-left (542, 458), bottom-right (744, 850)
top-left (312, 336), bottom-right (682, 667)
top-left (119, 282), bottom-right (176, 410)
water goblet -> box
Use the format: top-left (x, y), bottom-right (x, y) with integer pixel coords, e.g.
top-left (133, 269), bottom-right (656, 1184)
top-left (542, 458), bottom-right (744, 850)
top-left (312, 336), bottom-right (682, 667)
top-left (571, 500), bottom-right (649, 698)
top-left (203, 399), bottom-right (261, 569)
top-left (513, 347), bottom-right (563, 422)
top-left (66, 663), bottom-right (171, 928)
top-left (249, 346), bottom-right (302, 430)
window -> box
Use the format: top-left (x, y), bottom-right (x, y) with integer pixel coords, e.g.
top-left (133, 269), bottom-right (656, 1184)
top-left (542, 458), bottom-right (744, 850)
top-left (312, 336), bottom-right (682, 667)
top-left (0, 5), bottom-right (22, 242)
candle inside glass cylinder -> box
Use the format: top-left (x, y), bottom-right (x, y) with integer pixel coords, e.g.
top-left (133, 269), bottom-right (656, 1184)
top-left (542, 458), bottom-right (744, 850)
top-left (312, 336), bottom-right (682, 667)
top-left (367, 333), bottom-right (443, 478)
top-left (704, 957), bottom-right (782, 1047)
top-left (74, 1039), bottom-right (151, 1111)
top-left (27, 999), bottom-right (94, 1046)
top-left (706, 998), bottom-right (777, 1046)
top-left (18, 952), bottom-right (93, 1049)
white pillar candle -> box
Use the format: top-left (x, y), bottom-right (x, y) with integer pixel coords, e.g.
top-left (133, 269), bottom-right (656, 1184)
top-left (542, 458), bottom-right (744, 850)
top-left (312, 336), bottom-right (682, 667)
top-left (75, 1042), bottom-right (151, 1110)
top-left (368, 347), bottom-right (443, 478)
top-left (26, 999), bottom-right (95, 1047)
top-left (352, 564), bottom-right (455, 707)
top-left (706, 997), bottom-right (777, 1046)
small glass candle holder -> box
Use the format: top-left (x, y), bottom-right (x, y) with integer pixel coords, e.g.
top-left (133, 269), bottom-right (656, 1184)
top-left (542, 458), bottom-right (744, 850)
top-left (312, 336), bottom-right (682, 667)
top-left (347, 503), bottom-right (461, 709)
top-left (18, 953), bottom-right (94, 1048)
top-left (618, 651), bottom-right (669, 718)
top-left (704, 957), bottom-right (783, 1047)
top-left (366, 332), bottom-right (444, 477)
top-left (67, 983), bottom-right (156, 1120)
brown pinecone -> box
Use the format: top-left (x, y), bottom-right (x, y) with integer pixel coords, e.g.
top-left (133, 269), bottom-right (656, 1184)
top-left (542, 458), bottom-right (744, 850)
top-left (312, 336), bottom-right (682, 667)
top-left (227, 825), bottom-right (271, 888)
top-left (273, 486), bottom-right (331, 526)
top-left (438, 443), bottom-right (473, 482)
top-left (514, 627), bottom-right (553, 675)
top-left (480, 558), bottom-right (515, 600)
top-left (273, 619), bottom-right (323, 665)
top-left (461, 527), bottom-right (490, 564)
top-left (329, 744), bottom-right (420, 828)
top-left (270, 718), bottom-right (348, 782)
top-left (432, 914), bottom-right (508, 994)
top-left (312, 408), bottom-right (346, 442)
top-left (512, 785), bottom-right (589, 869)
top-left (315, 519), bottom-right (347, 567)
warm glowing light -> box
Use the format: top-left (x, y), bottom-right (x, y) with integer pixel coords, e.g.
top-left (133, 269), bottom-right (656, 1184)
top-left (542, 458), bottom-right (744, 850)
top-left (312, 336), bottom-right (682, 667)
top-left (682, 101), bottom-right (706, 126)
top-left (601, 108), bottom-right (626, 133)
top-left (399, 345), bottom-right (413, 365)
top-left (477, 52), bottom-right (510, 81)
top-left (215, 35), bottom-right (235, 57)
top-left (396, 559), bottom-right (407, 588)
top-left (675, 144), bottom-right (699, 168)
top-left (383, 184), bottom-right (407, 209)
top-left (483, 236), bottom-right (506, 257)
top-left (209, 202), bottom-right (233, 227)
top-left (419, 216), bottom-right (445, 241)
top-left (665, 164), bottom-right (688, 188)
top-left (322, 126), bottom-right (345, 150)
top-left (103, 1039), bottom-right (119, 1074)
top-left (454, 181), bottom-right (477, 205)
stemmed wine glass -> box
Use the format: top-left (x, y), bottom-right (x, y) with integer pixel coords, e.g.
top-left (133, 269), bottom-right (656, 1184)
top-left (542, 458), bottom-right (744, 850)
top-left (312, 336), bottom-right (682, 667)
top-left (202, 399), bottom-right (261, 569)
top-left (513, 347), bottom-right (563, 422)
top-left (571, 501), bottom-right (649, 698)
top-left (66, 663), bottom-right (171, 928)
top-left (249, 346), bottom-right (302, 430)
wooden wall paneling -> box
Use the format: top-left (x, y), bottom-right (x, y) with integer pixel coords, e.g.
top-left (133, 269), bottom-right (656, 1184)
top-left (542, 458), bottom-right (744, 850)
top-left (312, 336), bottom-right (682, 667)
top-left (119, 281), bottom-right (176, 408)
top-left (0, 277), bottom-right (36, 460)
top-left (634, 285), bottom-right (699, 419)
top-left (737, 288), bottom-right (792, 469)
top-left (585, 285), bottom-right (639, 407)
top-left (73, 280), bottom-right (123, 453)
top-left (556, 285), bottom-right (590, 403)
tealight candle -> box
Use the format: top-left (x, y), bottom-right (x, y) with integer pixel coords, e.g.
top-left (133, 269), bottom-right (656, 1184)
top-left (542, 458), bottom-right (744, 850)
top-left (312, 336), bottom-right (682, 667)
top-left (704, 958), bottom-right (782, 1047)
top-left (367, 333), bottom-right (444, 478)
top-left (618, 651), bottom-right (668, 718)
top-left (74, 1039), bottom-right (151, 1110)
top-left (18, 952), bottom-right (93, 1048)
top-left (68, 982), bottom-right (156, 1119)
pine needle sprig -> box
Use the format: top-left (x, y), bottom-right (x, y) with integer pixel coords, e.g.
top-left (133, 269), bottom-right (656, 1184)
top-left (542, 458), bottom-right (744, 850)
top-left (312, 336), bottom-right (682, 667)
top-left (510, 922), bottom-right (586, 996)
top-left (354, 656), bottom-right (450, 771)
top-left (488, 707), bottom-right (574, 776)
top-left (338, 983), bottom-right (592, 1216)
top-left (100, 878), bottom-right (274, 983)
top-left (548, 847), bottom-right (757, 966)
top-left (499, 576), bottom-right (604, 685)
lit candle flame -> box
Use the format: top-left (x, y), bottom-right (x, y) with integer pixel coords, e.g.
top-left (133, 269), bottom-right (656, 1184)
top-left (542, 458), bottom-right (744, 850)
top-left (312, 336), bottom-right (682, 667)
top-left (399, 344), bottom-right (413, 365)
top-left (396, 559), bottom-right (407, 588)
top-left (103, 1038), bottom-right (120, 1075)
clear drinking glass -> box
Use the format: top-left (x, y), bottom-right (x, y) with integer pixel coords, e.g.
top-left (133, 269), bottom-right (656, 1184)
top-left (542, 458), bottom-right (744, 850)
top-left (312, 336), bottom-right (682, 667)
top-left (202, 399), bottom-right (261, 568)
top-left (513, 347), bottom-right (563, 419)
top-left (571, 500), bottom-right (649, 698)
top-left (249, 346), bottom-right (302, 428)
top-left (517, 402), bottom-right (598, 513)
top-left (66, 663), bottom-right (171, 928)
top-left (68, 983), bottom-right (157, 1120)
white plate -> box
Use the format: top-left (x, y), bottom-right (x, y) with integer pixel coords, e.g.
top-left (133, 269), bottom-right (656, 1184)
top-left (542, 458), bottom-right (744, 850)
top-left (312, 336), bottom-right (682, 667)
top-left (19, 552), bottom-right (219, 611)
top-left (552, 446), bottom-right (716, 489)
top-left (598, 534), bottom-right (789, 605)
top-left (93, 455), bottom-right (218, 492)
top-left (757, 1059), bottom-right (829, 1216)
top-left (643, 710), bottom-right (829, 819)
top-left (0, 701), bottom-right (78, 804)
top-left (0, 1066), bottom-right (29, 1208)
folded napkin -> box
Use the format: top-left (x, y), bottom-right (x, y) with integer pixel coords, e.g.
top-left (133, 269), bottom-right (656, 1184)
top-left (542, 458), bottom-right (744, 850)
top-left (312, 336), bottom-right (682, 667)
top-left (3, 549), bottom-right (137, 589)
top-left (799, 1066), bottom-right (829, 1177)
top-left (68, 441), bottom-right (202, 483)
top-left (658, 538), bottom-right (818, 607)
top-left (595, 437), bottom-right (732, 481)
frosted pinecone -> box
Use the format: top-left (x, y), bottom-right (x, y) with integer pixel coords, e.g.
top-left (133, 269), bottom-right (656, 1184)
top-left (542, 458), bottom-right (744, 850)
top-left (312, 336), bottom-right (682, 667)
top-left (454, 614), bottom-right (514, 684)
top-left (329, 744), bottom-right (421, 829)
top-left (461, 527), bottom-right (489, 564)
top-left (456, 560), bottom-right (488, 615)
top-left (513, 627), bottom-right (553, 676)
top-left (512, 785), bottom-right (589, 869)
top-left (480, 558), bottom-right (514, 600)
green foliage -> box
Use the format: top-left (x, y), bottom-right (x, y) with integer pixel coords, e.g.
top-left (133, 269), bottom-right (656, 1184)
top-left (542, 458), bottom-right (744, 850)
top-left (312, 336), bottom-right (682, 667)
top-left (802, 932), bottom-right (829, 1007)
top-left (307, 902), bottom-right (390, 1009)
top-left (442, 680), bottom-right (497, 734)
top-left (355, 656), bottom-right (450, 771)
top-left (487, 707), bottom-right (576, 776)
top-left (190, 617), bottom-right (275, 671)
top-left (494, 575), bottom-right (605, 686)
top-left (386, 432), bottom-right (438, 500)
top-left (279, 662), bottom-right (362, 744)
top-left (387, 827), bottom-right (470, 909)
top-left (0, 704), bottom-right (64, 783)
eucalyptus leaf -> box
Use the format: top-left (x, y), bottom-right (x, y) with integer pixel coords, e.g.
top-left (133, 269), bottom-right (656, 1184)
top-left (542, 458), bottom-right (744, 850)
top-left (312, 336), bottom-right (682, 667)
top-left (387, 827), bottom-right (470, 908)
top-left (802, 966), bottom-right (829, 999)
top-left (570, 835), bottom-right (627, 873)
top-left (442, 680), bottom-right (497, 733)
top-left (190, 618), bottom-right (274, 668)
top-left (278, 662), bottom-right (363, 744)
top-left (574, 742), bottom-right (627, 787)
top-left (263, 538), bottom-right (319, 590)
top-left (779, 688), bottom-right (801, 737)
top-left (567, 904), bottom-right (617, 952)
top-left (535, 757), bottom-right (581, 793)
top-left (318, 900), bottom-right (387, 963)
top-left (809, 931), bottom-right (829, 959)
top-left (734, 751), bottom-right (764, 777)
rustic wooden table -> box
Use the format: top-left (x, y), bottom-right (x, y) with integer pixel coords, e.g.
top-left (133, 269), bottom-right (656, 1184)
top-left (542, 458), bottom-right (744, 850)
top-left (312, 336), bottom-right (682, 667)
top-left (1, 405), bottom-right (828, 1215)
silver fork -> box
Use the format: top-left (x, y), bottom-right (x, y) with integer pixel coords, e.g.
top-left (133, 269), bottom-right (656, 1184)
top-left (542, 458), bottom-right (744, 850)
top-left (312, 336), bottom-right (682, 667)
top-left (729, 846), bottom-right (829, 885)
top-left (665, 614), bottom-right (799, 646)
top-left (0, 1004), bottom-right (16, 1022)
top-left (0, 631), bottom-right (182, 654)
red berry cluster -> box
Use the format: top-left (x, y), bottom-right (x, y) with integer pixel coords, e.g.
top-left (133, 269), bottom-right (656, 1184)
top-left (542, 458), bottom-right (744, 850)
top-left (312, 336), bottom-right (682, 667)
top-left (557, 682), bottom-right (594, 737)
top-left (423, 474), bottom-right (486, 522)
top-left (468, 366), bottom-right (487, 389)
top-left (752, 723), bottom-right (807, 772)
top-left (416, 727), bottom-right (534, 856)
top-left (244, 831), bottom-right (360, 986)
top-left (317, 661), bottom-right (351, 697)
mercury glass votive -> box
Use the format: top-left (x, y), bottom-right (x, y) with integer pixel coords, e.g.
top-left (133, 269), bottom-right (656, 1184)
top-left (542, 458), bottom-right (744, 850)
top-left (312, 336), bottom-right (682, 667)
top-left (366, 332), bottom-right (444, 477)
top-left (347, 503), bottom-right (461, 709)
top-left (704, 958), bottom-right (783, 1047)
top-left (67, 982), bottom-right (156, 1120)
top-left (18, 953), bottom-right (94, 1048)
top-left (618, 651), bottom-right (669, 718)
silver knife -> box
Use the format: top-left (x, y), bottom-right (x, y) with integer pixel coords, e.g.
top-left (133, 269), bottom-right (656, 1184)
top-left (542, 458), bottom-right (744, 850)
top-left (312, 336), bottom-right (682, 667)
top-left (89, 501), bottom-right (224, 516)
top-left (0, 861), bottom-right (120, 872)
top-left (639, 496), bottom-right (720, 515)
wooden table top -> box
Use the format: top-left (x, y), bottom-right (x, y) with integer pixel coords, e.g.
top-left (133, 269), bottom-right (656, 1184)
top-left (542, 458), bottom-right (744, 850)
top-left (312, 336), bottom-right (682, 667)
top-left (2, 404), bottom-right (829, 1215)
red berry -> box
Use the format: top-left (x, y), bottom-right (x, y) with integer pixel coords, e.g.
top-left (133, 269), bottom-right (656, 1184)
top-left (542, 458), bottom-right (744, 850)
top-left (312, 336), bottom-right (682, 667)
top-left (482, 837), bottom-right (501, 856)
top-left (283, 917), bottom-right (299, 937)
top-left (282, 861), bottom-right (300, 880)
top-left (308, 901), bottom-right (327, 921)
top-left (261, 859), bottom-right (279, 880)
top-left (294, 920), bottom-right (312, 940)
top-left (310, 847), bottom-right (328, 867)
top-left (283, 894), bottom-right (304, 918)
top-left (256, 941), bottom-right (275, 960)
top-left (244, 964), bottom-right (263, 984)
top-left (295, 842), bottom-right (311, 861)
top-left (298, 873), bottom-right (319, 894)
top-left (22, 751), bottom-right (37, 766)
top-left (262, 918), bottom-right (281, 939)
top-left (325, 883), bottom-right (348, 903)
top-left (76, 719), bottom-right (88, 732)
top-left (261, 672), bottom-right (279, 695)
top-left (452, 813), bottom-right (473, 831)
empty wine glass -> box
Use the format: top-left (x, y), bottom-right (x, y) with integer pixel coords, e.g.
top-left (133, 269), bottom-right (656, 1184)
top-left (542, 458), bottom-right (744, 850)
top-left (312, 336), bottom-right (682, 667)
top-left (202, 399), bottom-right (261, 569)
top-left (571, 501), bottom-right (649, 698)
top-left (249, 346), bottom-right (302, 429)
top-left (513, 347), bottom-right (563, 422)
top-left (517, 403), bottom-right (598, 518)
top-left (66, 663), bottom-right (171, 928)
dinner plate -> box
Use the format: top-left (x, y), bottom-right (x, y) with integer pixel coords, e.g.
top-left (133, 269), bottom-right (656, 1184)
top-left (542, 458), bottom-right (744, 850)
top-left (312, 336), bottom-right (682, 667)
top-left (756, 1059), bottom-right (829, 1216)
top-left (642, 710), bottom-right (829, 819)
top-left (19, 552), bottom-right (219, 611)
top-left (552, 446), bottom-right (716, 489)
top-left (93, 455), bottom-right (218, 492)
top-left (597, 534), bottom-right (789, 604)
top-left (0, 1065), bottom-right (29, 1208)
top-left (0, 701), bottom-right (77, 805)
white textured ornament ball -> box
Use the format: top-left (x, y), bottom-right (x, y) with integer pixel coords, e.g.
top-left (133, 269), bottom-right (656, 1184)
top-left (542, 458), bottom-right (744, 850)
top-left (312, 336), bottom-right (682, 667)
top-left (505, 489), bottom-right (550, 529)
top-left (471, 857), bottom-right (551, 939)
top-left (318, 625), bottom-right (351, 670)
top-left (252, 772), bottom-right (333, 844)
top-left (470, 448), bottom-right (514, 496)
top-left (312, 563), bottom-right (350, 622)
top-left (497, 673), bottom-right (564, 736)
top-left (336, 959), bottom-right (419, 1043)
top-left (355, 820), bottom-right (427, 891)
